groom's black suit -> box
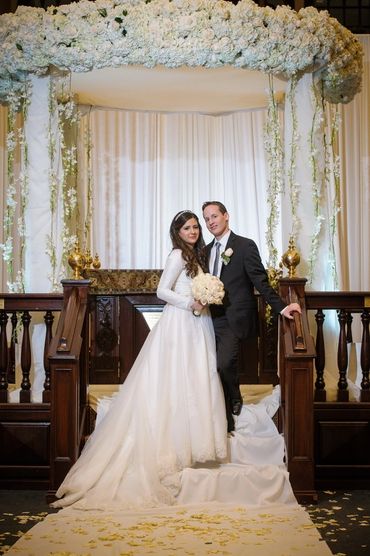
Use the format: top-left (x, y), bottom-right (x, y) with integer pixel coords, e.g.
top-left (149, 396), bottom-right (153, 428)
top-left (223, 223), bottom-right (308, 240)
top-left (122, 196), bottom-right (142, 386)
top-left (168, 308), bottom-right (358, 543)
top-left (206, 231), bottom-right (286, 430)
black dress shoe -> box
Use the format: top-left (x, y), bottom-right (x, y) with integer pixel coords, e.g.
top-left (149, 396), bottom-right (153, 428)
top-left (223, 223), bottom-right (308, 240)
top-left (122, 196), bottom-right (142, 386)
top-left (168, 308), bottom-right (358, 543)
top-left (231, 399), bottom-right (243, 416)
top-left (227, 422), bottom-right (235, 433)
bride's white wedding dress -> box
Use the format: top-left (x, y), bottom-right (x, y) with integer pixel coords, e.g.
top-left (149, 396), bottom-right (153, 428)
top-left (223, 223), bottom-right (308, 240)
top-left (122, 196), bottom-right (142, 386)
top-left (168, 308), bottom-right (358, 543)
top-left (52, 249), bottom-right (228, 510)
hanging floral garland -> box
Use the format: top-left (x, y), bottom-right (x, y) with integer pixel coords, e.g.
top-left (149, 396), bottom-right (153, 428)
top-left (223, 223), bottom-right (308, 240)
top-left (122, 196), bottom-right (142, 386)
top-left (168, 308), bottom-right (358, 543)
top-left (326, 105), bottom-right (341, 289)
top-left (0, 87), bottom-right (30, 292)
top-left (307, 78), bottom-right (341, 287)
top-left (45, 74), bottom-right (81, 290)
top-left (57, 76), bottom-right (81, 280)
top-left (82, 108), bottom-right (94, 252)
top-left (264, 74), bottom-right (283, 271)
top-left (307, 77), bottom-right (326, 284)
top-left (286, 75), bottom-right (300, 244)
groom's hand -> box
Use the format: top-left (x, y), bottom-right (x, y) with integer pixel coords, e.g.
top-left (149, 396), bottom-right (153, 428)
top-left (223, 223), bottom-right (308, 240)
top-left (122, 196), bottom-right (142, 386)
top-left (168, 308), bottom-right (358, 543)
top-left (281, 302), bottom-right (301, 320)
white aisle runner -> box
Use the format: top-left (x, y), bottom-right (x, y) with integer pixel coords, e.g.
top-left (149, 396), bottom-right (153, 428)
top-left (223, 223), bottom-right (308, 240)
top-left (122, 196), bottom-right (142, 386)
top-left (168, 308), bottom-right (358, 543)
top-left (5, 387), bottom-right (332, 555)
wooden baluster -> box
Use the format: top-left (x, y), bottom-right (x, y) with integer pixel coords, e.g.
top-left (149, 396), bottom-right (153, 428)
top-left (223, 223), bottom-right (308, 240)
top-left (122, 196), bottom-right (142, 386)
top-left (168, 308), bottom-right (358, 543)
top-left (360, 309), bottom-right (370, 402)
top-left (7, 312), bottom-right (18, 384)
top-left (0, 310), bottom-right (9, 402)
top-left (43, 310), bottom-right (54, 403)
top-left (314, 309), bottom-right (326, 401)
top-left (337, 309), bottom-right (349, 401)
top-left (20, 311), bottom-right (31, 403)
top-left (346, 312), bottom-right (353, 343)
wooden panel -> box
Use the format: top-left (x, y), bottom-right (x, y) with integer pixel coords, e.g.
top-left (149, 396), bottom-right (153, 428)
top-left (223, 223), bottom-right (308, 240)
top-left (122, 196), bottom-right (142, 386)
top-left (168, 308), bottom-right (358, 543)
top-left (0, 403), bottom-right (51, 488)
top-left (314, 402), bottom-right (370, 487)
top-left (0, 422), bottom-right (49, 465)
top-left (317, 421), bottom-right (370, 464)
top-left (89, 296), bottom-right (120, 383)
top-left (53, 365), bottom-right (79, 456)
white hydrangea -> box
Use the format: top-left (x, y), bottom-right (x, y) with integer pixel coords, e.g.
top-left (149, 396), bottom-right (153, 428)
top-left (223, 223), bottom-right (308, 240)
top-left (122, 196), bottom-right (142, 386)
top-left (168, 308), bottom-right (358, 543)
top-left (191, 271), bottom-right (225, 306)
top-left (0, 0), bottom-right (363, 105)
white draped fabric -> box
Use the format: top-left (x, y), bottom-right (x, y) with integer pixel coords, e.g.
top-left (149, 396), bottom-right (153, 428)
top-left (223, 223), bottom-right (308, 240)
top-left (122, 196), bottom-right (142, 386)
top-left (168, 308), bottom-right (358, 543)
top-left (337, 34), bottom-right (370, 293)
top-left (83, 108), bottom-right (275, 270)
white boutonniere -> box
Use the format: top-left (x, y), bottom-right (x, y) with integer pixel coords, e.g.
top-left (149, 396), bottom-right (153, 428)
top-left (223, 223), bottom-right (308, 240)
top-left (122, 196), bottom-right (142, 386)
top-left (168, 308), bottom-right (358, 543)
top-left (221, 248), bottom-right (233, 265)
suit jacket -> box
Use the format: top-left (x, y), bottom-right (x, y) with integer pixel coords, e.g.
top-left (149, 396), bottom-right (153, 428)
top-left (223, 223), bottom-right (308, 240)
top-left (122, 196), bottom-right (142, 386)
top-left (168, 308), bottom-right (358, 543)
top-left (206, 231), bottom-right (285, 339)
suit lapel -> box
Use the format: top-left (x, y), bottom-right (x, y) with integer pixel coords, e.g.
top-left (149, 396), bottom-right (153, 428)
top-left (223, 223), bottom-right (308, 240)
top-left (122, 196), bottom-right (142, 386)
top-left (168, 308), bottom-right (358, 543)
top-left (205, 240), bottom-right (215, 273)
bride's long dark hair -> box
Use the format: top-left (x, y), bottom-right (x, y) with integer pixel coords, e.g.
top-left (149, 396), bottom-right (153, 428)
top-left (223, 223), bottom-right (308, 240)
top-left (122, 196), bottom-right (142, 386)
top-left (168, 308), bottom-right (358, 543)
top-left (170, 210), bottom-right (207, 277)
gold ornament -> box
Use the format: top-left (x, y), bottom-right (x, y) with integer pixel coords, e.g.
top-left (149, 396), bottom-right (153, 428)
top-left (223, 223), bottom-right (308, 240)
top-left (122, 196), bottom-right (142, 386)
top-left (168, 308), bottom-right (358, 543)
top-left (281, 237), bottom-right (300, 278)
top-left (67, 242), bottom-right (101, 279)
top-left (68, 241), bottom-right (86, 280)
top-left (92, 254), bottom-right (101, 269)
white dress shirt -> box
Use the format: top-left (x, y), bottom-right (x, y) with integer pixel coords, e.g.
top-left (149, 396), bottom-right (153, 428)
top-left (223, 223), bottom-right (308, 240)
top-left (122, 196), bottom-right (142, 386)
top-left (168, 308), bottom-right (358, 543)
top-left (209, 230), bottom-right (231, 278)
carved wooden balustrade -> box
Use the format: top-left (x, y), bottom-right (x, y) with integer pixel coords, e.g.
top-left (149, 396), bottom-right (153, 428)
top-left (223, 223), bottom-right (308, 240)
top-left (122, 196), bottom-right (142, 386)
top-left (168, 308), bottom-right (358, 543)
top-left (305, 292), bottom-right (370, 403)
top-left (0, 294), bottom-right (63, 403)
top-left (277, 283), bottom-right (370, 495)
top-left (304, 291), bottom-right (370, 489)
top-left (0, 293), bottom-right (63, 488)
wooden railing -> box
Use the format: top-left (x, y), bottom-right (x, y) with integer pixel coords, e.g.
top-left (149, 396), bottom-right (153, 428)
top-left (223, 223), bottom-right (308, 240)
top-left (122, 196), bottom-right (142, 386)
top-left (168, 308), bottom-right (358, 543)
top-left (0, 293), bottom-right (63, 488)
top-left (0, 294), bottom-right (63, 403)
top-left (305, 292), bottom-right (370, 403)
top-left (278, 283), bottom-right (370, 498)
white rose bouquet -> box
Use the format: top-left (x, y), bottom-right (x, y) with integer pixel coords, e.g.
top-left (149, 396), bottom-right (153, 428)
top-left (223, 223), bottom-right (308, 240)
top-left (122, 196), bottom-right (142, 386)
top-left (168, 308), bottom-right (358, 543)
top-left (191, 272), bottom-right (225, 316)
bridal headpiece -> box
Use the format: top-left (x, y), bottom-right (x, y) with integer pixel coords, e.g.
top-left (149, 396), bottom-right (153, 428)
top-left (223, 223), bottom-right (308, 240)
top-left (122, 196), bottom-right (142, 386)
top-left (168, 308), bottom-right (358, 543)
top-left (174, 210), bottom-right (194, 221)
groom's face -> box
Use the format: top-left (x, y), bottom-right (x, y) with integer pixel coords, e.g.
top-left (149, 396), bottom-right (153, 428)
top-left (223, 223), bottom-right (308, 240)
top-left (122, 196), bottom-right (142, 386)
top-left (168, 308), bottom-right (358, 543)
top-left (203, 204), bottom-right (229, 240)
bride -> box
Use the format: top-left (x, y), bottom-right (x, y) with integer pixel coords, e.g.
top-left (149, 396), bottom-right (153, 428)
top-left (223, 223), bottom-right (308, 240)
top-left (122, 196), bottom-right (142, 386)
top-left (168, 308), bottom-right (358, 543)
top-left (52, 210), bottom-right (228, 510)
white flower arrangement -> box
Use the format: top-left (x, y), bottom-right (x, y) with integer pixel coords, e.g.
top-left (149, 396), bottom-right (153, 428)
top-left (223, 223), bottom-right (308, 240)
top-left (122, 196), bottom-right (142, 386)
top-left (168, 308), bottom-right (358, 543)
top-left (191, 271), bottom-right (225, 315)
top-left (0, 0), bottom-right (363, 106)
top-left (221, 247), bottom-right (233, 265)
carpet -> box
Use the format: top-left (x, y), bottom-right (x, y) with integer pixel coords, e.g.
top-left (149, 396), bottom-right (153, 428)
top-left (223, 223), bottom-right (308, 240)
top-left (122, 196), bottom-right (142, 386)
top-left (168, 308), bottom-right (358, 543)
top-left (2, 501), bottom-right (331, 556)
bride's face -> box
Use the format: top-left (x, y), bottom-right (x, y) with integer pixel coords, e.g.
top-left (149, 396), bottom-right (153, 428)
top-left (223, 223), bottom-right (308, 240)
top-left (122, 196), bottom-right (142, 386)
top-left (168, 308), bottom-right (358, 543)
top-left (179, 217), bottom-right (200, 247)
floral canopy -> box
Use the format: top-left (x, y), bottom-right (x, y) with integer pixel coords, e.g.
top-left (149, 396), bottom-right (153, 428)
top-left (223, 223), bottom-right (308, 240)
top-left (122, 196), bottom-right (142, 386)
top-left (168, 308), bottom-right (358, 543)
top-left (0, 0), bottom-right (363, 106)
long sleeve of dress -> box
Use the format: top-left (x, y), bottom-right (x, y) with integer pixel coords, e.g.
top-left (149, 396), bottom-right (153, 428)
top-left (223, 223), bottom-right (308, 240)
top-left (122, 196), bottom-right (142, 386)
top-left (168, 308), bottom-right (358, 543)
top-left (157, 249), bottom-right (193, 311)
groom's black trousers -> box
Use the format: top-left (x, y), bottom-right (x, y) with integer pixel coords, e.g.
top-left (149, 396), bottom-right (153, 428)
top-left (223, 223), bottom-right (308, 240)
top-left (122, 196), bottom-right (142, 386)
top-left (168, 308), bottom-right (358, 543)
top-left (212, 314), bottom-right (242, 430)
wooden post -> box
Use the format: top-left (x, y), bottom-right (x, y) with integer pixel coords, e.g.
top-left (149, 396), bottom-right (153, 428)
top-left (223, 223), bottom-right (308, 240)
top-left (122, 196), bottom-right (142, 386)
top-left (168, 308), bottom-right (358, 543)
top-left (279, 277), bottom-right (317, 503)
top-left (48, 279), bottom-right (90, 499)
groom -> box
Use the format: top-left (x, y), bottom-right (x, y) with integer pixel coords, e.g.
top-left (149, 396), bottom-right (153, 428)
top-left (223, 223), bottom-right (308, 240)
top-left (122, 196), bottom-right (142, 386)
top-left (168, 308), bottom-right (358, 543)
top-left (202, 201), bottom-right (301, 432)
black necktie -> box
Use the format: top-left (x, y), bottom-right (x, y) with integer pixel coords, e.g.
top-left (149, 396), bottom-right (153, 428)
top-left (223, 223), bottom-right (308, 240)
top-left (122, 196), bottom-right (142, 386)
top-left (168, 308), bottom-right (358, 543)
top-left (212, 241), bottom-right (221, 276)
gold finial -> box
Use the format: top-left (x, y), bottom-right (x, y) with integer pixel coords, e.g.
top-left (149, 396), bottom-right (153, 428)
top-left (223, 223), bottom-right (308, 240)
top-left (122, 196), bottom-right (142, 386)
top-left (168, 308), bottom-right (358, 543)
top-left (281, 237), bottom-right (300, 278)
top-left (68, 241), bottom-right (86, 280)
top-left (85, 249), bottom-right (93, 269)
top-left (67, 243), bottom-right (101, 279)
top-left (92, 253), bottom-right (101, 269)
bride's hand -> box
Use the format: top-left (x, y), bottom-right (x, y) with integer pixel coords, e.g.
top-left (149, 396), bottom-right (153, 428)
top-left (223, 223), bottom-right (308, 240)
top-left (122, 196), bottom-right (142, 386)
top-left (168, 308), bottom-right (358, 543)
top-left (191, 300), bottom-right (206, 315)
